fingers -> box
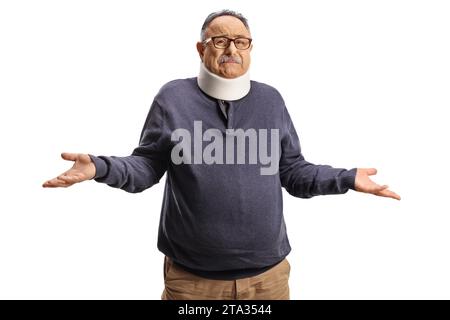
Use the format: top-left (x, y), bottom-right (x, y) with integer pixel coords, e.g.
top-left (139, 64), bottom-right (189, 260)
top-left (43, 153), bottom-right (88, 188)
top-left (361, 168), bottom-right (377, 176)
top-left (355, 180), bottom-right (401, 201)
top-left (42, 176), bottom-right (73, 188)
top-left (355, 168), bottom-right (400, 200)
top-left (42, 172), bottom-right (83, 188)
top-left (364, 183), bottom-right (389, 193)
top-left (376, 188), bottom-right (401, 201)
top-left (61, 152), bottom-right (78, 161)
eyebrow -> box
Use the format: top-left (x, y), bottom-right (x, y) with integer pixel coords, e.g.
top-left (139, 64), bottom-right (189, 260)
top-left (210, 34), bottom-right (250, 38)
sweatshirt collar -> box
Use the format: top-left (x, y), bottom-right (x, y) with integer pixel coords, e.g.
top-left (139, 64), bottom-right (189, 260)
top-left (197, 62), bottom-right (251, 101)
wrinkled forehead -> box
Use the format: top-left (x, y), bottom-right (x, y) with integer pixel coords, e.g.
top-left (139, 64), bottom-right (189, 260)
top-left (205, 16), bottom-right (251, 38)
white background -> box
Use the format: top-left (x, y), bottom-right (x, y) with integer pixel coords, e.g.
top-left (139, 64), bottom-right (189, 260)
top-left (1, 0), bottom-right (449, 299)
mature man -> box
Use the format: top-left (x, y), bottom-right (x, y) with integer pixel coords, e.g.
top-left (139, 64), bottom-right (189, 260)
top-left (43, 10), bottom-right (400, 300)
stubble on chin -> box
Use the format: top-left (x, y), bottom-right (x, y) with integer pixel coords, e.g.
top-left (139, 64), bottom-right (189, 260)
top-left (220, 64), bottom-right (244, 78)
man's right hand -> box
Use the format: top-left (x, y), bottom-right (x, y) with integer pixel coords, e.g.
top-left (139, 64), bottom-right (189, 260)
top-left (42, 153), bottom-right (96, 188)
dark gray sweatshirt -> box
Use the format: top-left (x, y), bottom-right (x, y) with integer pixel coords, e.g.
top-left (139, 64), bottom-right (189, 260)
top-left (89, 77), bottom-right (356, 278)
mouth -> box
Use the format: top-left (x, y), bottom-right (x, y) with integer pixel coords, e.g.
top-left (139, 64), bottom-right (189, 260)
top-left (219, 56), bottom-right (242, 65)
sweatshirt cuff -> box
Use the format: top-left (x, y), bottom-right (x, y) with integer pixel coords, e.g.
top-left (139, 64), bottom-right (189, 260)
top-left (341, 167), bottom-right (357, 190)
top-left (88, 154), bottom-right (108, 180)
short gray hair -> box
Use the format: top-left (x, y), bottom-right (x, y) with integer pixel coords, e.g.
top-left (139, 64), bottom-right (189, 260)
top-left (200, 9), bottom-right (250, 41)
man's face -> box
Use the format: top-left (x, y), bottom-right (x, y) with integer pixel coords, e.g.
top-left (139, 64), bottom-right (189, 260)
top-left (196, 15), bottom-right (253, 79)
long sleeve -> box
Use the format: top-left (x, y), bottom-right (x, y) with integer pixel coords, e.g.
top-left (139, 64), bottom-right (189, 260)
top-left (88, 99), bottom-right (169, 193)
top-left (279, 104), bottom-right (357, 198)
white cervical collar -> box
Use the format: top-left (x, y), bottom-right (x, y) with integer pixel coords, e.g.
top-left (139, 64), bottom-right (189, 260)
top-left (197, 62), bottom-right (251, 101)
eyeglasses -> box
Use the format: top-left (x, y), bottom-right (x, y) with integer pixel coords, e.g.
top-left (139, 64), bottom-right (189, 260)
top-left (203, 36), bottom-right (252, 50)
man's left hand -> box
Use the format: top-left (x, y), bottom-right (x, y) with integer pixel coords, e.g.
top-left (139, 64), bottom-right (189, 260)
top-left (354, 168), bottom-right (401, 200)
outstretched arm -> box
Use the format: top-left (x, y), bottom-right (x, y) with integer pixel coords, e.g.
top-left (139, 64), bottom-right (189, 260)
top-left (279, 104), bottom-right (400, 200)
top-left (42, 99), bottom-right (169, 193)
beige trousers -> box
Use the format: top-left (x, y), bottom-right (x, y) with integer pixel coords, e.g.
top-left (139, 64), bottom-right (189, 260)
top-left (161, 256), bottom-right (290, 300)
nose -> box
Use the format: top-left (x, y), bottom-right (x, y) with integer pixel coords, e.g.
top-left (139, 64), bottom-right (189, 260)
top-left (224, 40), bottom-right (238, 55)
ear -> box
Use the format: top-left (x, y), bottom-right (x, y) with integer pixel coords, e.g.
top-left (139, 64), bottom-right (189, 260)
top-left (196, 42), bottom-right (205, 62)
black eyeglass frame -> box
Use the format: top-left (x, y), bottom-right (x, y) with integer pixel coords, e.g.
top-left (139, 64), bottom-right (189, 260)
top-left (202, 36), bottom-right (253, 50)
